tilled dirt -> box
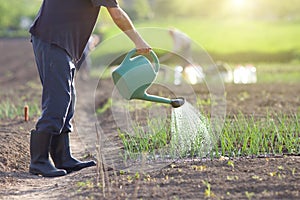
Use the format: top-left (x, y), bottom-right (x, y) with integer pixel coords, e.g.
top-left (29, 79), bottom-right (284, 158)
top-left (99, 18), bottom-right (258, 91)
top-left (0, 38), bottom-right (300, 199)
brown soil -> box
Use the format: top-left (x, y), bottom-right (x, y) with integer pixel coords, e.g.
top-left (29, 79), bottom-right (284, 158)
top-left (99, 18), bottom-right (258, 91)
top-left (0, 38), bottom-right (300, 199)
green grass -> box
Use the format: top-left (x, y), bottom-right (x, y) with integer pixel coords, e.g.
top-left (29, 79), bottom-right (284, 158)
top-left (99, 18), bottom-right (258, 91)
top-left (96, 18), bottom-right (300, 63)
top-left (118, 112), bottom-right (300, 160)
top-left (254, 63), bottom-right (300, 83)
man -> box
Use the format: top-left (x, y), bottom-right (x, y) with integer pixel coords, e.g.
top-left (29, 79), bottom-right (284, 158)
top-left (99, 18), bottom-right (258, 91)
top-left (169, 28), bottom-right (192, 63)
top-left (159, 28), bottom-right (193, 65)
top-left (29, 0), bottom-right (151, 177)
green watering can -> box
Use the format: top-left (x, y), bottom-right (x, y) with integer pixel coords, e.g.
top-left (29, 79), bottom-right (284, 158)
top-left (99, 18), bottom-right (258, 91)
top-left (112, 49), bottom-right (185, 108)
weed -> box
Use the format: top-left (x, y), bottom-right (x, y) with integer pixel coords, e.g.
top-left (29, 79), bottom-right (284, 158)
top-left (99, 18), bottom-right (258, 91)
top-left (134, 172), bottom-right (140, 180)
top-left (226, 175), bottom-right (239, 181)
top-left (202, 180), bottom-right (215, 198)
top-left (291, 168), bottom-right (296, 176)
top-left (119, 170), bottom-right (125, 175)
top-left (76, 180), bottom-right (94, 192)
top-left (191, 165), bottom-right (207, 171)
top-left (96, 98), bottom-right (112, 114)
top-left (227, 160), bottom-right (234, 169)
top-left (245, 191), bottom-right (255, 200)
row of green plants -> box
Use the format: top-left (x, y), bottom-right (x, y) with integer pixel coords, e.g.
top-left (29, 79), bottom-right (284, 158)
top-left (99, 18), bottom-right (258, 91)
top-left (118, 118), bottom-right (172, 160)
top-left (217, 113), bottom-right (300, 157)
top-left (118, 112), bottom-right (300, 160)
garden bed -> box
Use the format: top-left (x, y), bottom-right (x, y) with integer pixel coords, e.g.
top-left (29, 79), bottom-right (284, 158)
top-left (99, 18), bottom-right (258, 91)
top-left (0, 38), bottom-right (300, 199)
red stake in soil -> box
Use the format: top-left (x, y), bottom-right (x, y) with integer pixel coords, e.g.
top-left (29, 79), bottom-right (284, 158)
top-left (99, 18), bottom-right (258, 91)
top-left (24, 105), bottom-right (29, 122)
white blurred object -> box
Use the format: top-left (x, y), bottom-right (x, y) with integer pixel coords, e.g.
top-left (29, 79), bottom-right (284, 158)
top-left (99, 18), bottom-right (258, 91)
top-left (174, 66), bottom-right (183, 85)
top-left (233, 65), bottom-right (257, 84)
top-left (20, 17), bottom-right (32, 29)
top-left (206, 62), bottom-right (233, 83)
top-left (183, 65), bottom-right (205, 85)
top-left (216, 62), bottom-right (233, 83)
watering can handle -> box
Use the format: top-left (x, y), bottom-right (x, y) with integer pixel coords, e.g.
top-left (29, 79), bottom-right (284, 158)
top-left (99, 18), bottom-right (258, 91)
top-left (150, 50), bottom-right (160, 73)
top-left (125, 49), bottom-right (160, 73)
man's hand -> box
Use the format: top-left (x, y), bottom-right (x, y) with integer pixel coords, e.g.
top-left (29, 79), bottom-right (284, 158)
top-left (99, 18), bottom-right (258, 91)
top-left (135, 40), bottom-right (151, 54)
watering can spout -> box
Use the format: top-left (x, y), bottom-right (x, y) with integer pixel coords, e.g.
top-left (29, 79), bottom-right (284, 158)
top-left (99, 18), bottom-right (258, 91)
top-left (136, 93), bottom-right (185, 108)
top-left (112, 49), bottom-right (185, 108)
top-left (139, 93), bottom-right (172, 104)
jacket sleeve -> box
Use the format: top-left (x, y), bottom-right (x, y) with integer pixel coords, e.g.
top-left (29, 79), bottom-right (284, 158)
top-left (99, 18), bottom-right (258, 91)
top-left (90, 0), bottom-right (118, 7)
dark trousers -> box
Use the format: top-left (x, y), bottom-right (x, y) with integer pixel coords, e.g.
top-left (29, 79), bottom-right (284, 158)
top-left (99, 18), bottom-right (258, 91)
top-left (31, 35), bottom-right (76, 135)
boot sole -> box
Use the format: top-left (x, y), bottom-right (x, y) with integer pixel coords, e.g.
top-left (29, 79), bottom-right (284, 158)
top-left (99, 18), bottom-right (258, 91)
top-left (29, 168), bottom-right (67, 177)
top-left (59, 161), bottom-right (97, 173)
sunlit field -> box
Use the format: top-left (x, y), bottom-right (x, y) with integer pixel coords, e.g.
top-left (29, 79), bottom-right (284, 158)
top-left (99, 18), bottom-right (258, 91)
top-left (100, 18), bottom-right (300, 63)
top-left (1, 0), bottom-right (300, 199)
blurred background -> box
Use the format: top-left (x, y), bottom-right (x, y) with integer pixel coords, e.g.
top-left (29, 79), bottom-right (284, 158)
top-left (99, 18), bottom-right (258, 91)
top-left (1, 0), bottom-right (300, 83)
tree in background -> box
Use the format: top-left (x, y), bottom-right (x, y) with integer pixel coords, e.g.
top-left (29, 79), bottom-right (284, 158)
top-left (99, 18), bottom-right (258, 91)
top-left (0, 1), bottom-right (20, 30)
top-left (0, 0), bottom-right (41, 34)
top-left (151, 0), bottom-right (300, 20)
top-left (1, 0), bottom-right (300, 37)
top-left (120, 0), bottom-right (152, 21)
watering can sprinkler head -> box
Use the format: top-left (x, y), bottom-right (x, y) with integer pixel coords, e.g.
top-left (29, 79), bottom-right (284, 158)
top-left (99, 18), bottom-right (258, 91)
top-left (170, 97), bottom-right (185, 108)
top-left (112, 49), bottom-right (185, 108)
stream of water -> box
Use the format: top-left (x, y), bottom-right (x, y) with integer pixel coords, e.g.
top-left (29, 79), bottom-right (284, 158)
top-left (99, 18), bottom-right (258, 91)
top-left (171, 101), bottom-right (212, 158)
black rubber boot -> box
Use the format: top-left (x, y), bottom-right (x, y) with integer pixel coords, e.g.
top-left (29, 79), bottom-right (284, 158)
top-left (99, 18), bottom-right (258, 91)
top-left (29, 130), bottom-right (67, 177)
top-left (50, 132), bottom-right (96, 173)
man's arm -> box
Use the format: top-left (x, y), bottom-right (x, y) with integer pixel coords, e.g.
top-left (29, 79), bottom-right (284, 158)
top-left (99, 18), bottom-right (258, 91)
top-left (107, 6), bottom-right (151, 54)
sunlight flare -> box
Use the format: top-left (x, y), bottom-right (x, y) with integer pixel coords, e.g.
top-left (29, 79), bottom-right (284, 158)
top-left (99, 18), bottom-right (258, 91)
top-left (231, 0), bottom-right (246, 8)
